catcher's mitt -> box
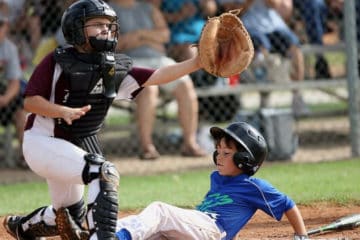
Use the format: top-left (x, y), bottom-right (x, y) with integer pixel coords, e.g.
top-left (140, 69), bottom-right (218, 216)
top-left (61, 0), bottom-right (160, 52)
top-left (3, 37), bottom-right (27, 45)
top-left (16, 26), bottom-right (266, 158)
top-left (55, 207), bottom-right (89, 240)
top-left (198, 9), bottom-right (254, 77)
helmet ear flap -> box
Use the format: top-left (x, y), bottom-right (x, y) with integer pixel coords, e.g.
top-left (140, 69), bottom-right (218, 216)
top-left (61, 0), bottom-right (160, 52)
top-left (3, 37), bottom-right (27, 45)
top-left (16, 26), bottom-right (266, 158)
top-left (213, 151), bottom-right (218, 165)
top-left (214, 151), bottom-right (254, 169)
top-left (74, 19), bottom-right (86, 45)
top-left (233, 152), bottom-right (254, 170)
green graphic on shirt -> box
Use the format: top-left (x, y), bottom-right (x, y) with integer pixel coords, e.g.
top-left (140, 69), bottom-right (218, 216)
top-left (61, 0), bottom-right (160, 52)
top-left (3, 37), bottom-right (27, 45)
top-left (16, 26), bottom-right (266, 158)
top-left (197, 193), bottom-right (234, 212)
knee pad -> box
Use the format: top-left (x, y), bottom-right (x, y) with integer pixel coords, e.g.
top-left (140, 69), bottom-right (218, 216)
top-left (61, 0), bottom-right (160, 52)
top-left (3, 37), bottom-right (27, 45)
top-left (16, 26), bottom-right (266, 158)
top-left (99, 160), bottom-right (120, 189)
top-left (82, 153), bottom-right (105, 184)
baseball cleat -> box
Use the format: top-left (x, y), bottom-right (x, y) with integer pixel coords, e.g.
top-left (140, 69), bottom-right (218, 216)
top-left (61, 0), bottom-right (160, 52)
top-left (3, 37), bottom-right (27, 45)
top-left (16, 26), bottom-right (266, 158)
top-left (3, 215), bottom-right (30, 240)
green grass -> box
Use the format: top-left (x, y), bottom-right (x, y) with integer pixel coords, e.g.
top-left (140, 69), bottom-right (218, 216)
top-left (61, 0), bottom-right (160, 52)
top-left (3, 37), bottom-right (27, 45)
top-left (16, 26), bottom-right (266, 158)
top-left (307, 52), bottom-right (346, 67)
top-left (1, 159), bottom-right (359, 215)
top-left (324, 52), bottom-right (346, 66)
top-left (240, 97), bottom-right (348, 114)
top-left (258, 160), bottom-right (360, 204)
top-left (105, 113), bottom-right (132, 125)
top-left (309, 101), bottom-right (347, 113)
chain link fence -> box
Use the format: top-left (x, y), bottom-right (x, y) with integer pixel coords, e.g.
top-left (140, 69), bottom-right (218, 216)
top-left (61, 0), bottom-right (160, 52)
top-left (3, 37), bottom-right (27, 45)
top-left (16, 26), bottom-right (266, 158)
top-left (1, 0), bottom-right (358, 167)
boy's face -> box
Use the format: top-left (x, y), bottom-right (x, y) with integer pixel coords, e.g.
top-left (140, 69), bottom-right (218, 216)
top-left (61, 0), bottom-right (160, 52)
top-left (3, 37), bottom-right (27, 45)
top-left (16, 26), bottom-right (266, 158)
top-left (82, 17), bottom-right (118, 51)
top-left (215, 138), bottom-right (243, 176)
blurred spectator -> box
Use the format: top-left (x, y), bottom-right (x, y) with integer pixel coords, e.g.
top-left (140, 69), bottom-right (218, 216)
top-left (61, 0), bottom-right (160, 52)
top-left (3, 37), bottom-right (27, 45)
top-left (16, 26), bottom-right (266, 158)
top-left (325, 0), bottom-right (360, 73)
top-left (0, 0), bottom-right (40, 73)
top-left (145, 0), bottom-right (162, 8)
top-left (109, 0), bottom-right (207, 159)
top-left (219, 0), bottom-right (293, 21)
top-left (159, 0), bottom-right (243, 123)
top-left (160, 0), bottom-right (217, 62)
top-left (325, 0), bottom-right (359, 42)
top-left (32, 27), bottom-right (68, 66)
top-left (293, 0), bottom-right (332, 79)
top-left (0, 8), bottom-right (26, 168)
top-left (31, 0), bottom-right (77, 65)
top-left (26, 0), bottom-right (64, 44)
top-left (10, 0), bottom-right (74, 69)
top-left (270, 0), bottom-right (293, 22)
top-left (218, 0), bottom-right (308, 116)
top-left (2, 0), bottom-right (41, 50)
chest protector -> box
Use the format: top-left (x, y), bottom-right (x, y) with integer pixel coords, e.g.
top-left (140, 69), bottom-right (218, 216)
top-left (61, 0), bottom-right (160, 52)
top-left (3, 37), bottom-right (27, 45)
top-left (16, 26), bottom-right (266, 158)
top-left (54, 47), bottom-right (132, 138)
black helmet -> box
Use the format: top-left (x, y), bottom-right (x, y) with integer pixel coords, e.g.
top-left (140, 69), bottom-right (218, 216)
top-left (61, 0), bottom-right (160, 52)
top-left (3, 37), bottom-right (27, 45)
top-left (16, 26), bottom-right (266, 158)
top-left (61, 0), bottom-right (118, 51)
top-left (210, 122), bottom-right (268, 175)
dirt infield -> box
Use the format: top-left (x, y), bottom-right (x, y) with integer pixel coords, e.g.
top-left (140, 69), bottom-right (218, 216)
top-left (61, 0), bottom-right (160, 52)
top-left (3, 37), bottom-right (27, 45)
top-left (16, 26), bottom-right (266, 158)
top-left (238, 203), bottom-right (360, 239)
top-left (1, 203), bottom-right (359, 239)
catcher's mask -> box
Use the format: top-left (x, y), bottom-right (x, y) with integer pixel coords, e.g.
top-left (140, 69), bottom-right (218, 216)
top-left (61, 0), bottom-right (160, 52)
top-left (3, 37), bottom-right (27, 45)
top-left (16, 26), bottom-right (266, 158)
top-left (61, 0), bottom-right (118, 52)
top-left (211, 122), bottom-right (268, 176)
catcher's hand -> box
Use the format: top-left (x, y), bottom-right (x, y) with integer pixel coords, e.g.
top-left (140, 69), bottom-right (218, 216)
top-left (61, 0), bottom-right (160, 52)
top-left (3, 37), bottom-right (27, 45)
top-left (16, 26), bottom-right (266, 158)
top-left (55, 207), bottom-right (89, 240)
top-left (198, 9), bottom-right (254, 77)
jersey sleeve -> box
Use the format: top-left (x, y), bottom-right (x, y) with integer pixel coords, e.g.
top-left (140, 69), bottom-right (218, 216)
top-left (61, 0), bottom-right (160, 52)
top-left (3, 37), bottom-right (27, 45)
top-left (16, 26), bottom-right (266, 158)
top-left (246, 178), bottom-right (295, 221)
top-left (24, 53), bottom-right (56, 99)
top-left (115, 66), bottom-right (155, 101)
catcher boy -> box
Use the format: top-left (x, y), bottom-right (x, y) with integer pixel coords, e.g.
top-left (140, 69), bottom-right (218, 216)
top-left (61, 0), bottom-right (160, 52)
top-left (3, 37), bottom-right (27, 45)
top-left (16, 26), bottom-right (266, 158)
top-left (3, 0), bottom-right (204, 239)
top-left (114, 122), bottom-right (308, 240)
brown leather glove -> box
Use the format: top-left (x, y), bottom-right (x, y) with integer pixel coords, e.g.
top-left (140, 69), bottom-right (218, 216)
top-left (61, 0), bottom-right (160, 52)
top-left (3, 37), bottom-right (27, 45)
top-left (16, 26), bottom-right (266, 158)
top-left (198, 9), bottom-right (254, 77)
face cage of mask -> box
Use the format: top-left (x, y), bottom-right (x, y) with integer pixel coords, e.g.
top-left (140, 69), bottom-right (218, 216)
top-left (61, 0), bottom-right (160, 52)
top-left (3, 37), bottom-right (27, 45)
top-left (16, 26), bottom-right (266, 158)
top-left (79, 21), bottom-right (119, 52)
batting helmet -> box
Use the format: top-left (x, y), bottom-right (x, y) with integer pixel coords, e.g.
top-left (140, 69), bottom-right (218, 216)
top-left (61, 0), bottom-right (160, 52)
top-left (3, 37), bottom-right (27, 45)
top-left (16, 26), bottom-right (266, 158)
top-left (210, 122), bottom-right (268, 175)
top-left (61, 0), bottom-right (118, 51)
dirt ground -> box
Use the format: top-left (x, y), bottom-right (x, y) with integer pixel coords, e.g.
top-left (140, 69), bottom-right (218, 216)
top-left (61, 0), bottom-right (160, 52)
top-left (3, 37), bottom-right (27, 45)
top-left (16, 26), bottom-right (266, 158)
top-left (238, 203), bottom-right (360, 239)
top-left (0, 203), bottom-right (359, 239)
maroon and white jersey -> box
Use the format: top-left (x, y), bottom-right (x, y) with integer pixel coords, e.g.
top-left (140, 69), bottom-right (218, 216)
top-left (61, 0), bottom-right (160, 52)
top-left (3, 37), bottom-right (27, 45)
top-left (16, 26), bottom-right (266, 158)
top-left (24, 52), bottom-right (154, 137)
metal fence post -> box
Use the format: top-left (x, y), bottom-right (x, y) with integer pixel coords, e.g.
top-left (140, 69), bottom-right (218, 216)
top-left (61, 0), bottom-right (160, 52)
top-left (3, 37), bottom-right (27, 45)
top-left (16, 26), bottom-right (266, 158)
top-left (345, 0), bottom-right (360, 156)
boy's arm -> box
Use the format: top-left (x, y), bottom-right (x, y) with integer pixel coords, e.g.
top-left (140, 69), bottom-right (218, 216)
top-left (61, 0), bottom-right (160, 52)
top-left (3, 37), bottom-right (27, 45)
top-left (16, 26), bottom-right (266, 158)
top-left (142, 55), bottom-right (201, 86)
top-left (24, 95), bottom-right (91, 125)
top-left (0, 80), bottom-right (20, 107)
top-left (265, 0), bottom-right (293, 21)
top-left (116, 5), bottom-right (170, 52)
top-left (285, 205), bottom-right (308, 239)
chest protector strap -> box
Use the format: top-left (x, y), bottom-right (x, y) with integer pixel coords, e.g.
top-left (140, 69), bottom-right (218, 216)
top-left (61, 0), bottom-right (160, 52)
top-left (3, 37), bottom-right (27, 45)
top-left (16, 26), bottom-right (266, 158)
top-left (54, 47), bottom-right (132, 138)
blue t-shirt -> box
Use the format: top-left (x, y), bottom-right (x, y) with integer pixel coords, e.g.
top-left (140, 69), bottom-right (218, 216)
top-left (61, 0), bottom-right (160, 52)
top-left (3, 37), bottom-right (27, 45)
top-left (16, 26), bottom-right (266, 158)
top-left (196, 171), bottom-right (295, 240)
top-left (161, 0), bottom-right (205, 44)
